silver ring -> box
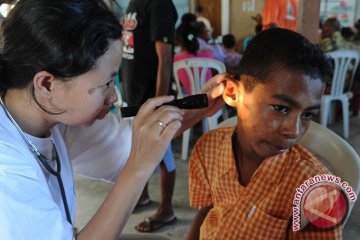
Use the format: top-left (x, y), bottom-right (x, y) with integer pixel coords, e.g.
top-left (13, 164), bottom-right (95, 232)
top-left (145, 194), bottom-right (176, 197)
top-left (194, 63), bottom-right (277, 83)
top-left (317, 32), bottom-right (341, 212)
top-left (157, 120), bottom-right (167, 130)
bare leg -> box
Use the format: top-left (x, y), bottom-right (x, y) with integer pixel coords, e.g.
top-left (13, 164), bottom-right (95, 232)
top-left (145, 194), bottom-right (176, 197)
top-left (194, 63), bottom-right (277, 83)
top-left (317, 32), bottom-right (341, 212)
top-left (137, 183), bottom-right (150, 205)
top-left (135, 161), bottom-right (176, 232)
top-left (157, 161), bottom-right (175, 217)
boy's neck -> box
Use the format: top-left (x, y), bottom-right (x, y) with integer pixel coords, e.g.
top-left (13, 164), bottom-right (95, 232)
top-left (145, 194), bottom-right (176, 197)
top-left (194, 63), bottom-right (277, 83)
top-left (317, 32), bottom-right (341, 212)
top-left (232, 132), bottom-right (263, 186)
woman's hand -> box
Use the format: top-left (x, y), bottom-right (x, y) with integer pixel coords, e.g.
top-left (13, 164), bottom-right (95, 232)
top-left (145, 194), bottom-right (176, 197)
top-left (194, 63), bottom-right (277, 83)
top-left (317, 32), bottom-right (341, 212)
top-left (128, 96), bottom-right (184, 172)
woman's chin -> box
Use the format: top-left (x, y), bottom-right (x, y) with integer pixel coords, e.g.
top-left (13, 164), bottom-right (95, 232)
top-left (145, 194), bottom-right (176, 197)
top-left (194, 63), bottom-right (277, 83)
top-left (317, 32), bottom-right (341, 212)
top-left (96, 108), bottom-right (110, 120)
top-left (96, 112), bottom-right (108, 120)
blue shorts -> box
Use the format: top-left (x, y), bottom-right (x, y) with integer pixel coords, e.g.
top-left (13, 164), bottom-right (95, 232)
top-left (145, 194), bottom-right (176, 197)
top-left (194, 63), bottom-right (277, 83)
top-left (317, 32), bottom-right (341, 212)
top-left (162, 144), bottom-right (175, 172)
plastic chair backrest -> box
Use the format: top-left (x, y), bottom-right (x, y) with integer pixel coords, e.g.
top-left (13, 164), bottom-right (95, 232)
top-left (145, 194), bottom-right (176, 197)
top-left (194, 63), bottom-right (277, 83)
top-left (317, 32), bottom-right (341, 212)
top-left (173, 57), bottom-right (226, 98)
top-left (173, 58), bottom-right (226, 160)
top-left (327, 50), bottom-right (360, 97)
top-left (216, 117), bottom-right (360, 216)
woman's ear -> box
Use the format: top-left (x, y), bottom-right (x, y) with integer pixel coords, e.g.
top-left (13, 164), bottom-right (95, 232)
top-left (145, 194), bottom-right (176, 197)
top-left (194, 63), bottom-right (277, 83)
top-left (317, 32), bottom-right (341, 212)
top-left (32, 71), bottom-right (56, 99)
top-left (222, 79), bottom-right (241, 107)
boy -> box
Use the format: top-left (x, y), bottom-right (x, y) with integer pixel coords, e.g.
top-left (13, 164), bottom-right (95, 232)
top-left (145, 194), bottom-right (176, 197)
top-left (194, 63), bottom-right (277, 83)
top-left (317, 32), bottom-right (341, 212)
top-left (222, 34), bottom-right (242, 75)
top-left (187, 28), bottom-right (342, 239)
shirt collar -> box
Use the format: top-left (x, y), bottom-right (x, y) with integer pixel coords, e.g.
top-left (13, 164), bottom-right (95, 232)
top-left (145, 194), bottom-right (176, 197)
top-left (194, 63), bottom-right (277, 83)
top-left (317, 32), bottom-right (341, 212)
top-left (216, 127), bottom-right (299, 186)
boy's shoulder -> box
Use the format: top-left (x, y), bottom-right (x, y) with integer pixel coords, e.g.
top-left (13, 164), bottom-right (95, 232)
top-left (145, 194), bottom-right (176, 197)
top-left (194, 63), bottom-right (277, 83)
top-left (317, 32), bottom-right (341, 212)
top-left (191, 127), bottom-right (234, 164)
top-left (196, 127), bottom-right (234, 147)
top-left (289, 144), bottom-right (332, 177)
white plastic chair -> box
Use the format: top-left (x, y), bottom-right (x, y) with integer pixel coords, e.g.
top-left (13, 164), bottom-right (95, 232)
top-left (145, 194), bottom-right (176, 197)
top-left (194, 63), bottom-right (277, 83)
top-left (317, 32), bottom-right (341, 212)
top-left (173, 57), bottom-right (227, 160)
top-left (321, 50), bottom-right (360, 138)
top-left (216, 117), bottom-right (360, 223)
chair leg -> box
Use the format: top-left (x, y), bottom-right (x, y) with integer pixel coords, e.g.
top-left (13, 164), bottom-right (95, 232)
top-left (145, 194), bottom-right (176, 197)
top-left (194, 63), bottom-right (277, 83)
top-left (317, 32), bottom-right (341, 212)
top-left (321, 99), bottom-right (330, 127)
top-left (341, 98), bottom-right (349, 138)
top-left (181, 128), bottom-right (191, 160)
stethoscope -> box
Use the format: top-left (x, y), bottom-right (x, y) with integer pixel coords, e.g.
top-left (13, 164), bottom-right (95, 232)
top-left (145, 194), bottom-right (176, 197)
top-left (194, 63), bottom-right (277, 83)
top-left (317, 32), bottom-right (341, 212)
top-left (0, 96), bottom-right (72, 225)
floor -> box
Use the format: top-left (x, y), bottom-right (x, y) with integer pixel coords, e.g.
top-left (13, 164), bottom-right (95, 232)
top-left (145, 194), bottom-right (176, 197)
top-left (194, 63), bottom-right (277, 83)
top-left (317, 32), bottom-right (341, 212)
top-left (74, 115), bottom-right (360, 239)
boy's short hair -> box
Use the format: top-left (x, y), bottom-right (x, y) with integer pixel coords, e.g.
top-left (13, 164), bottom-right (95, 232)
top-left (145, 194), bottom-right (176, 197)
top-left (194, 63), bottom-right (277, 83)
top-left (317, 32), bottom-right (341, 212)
top-left (222, 34), bottom-right (236, 49)
top-left (238, 28), bottom-right (333, 92)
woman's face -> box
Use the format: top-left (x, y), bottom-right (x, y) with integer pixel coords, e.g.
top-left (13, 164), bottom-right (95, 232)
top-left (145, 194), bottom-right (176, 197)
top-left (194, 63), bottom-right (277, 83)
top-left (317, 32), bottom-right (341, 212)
top-left (54, 40), bottom-right (122, 126)
top-left (234, 69), bottom-right (325, 161)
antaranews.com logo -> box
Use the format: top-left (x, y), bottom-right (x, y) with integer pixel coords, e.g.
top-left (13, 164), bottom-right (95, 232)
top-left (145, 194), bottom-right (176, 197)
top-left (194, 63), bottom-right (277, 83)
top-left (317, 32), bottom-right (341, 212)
top-left (292, 174), bottom-right (357, 231)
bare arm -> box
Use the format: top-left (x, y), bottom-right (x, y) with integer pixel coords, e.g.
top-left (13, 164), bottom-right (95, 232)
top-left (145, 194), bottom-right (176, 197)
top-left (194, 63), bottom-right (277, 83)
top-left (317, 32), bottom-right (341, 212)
top-left (155, 41), bottom-right (173, 97)
top-left (187, 206), bottom-right (213, 240)
top-left (77, 96), bottom-right (184, 240)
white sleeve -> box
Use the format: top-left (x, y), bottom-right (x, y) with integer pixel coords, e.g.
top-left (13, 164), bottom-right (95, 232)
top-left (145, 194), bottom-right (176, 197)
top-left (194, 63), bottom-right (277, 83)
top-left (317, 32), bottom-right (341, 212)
top-left (61, 113), bottom-right (132, 183)
top-left (0, 148), bottom-right (73, 240)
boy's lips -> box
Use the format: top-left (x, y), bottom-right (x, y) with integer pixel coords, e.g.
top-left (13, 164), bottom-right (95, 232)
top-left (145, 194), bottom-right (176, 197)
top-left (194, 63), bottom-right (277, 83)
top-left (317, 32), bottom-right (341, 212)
top-left (267, 142), bottom-right (292, 154)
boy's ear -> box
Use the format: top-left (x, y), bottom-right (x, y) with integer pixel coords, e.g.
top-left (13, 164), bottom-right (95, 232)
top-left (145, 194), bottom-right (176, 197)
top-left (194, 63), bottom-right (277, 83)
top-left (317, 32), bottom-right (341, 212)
top-left (222, 79), bottom-right (241, 107)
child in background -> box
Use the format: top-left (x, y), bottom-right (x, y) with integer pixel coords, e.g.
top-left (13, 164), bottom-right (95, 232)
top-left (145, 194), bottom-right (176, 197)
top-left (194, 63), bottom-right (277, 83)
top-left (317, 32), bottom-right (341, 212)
top-left (193, 21), bottom-right (224, 63)
top-left (187, 28), bottom-right (342, 239)
top-left (174, 23), bottom-right (215, 95)
top-left (222, 34), bottom-right (242, 75)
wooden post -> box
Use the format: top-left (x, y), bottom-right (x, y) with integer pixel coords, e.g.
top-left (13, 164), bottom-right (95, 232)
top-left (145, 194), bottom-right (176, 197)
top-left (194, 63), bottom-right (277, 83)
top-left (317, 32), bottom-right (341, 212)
top-left (297, 0), bottom-right (321, 43)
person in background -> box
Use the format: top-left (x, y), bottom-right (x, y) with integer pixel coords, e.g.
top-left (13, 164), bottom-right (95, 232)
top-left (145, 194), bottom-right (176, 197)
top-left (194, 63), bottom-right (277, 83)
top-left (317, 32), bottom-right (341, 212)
top-left (241, 14), bottom-right (277, 53)
top-left (193, 21), bottom-right (224, 63)
top-left (222, 34), bottom-right (242, 75)
top-left (120, 0), bottom-right (180, 233)
top-left (187, 28), bottom-right (342, 240)
top-left (341, 27), bottom-right (355, 42)
top-left (353, 19), bottom-right (360, 45)
top-left (174, 23), bottom-right (215, 95)
top-left (320, 17), bottom-right (360, 52)
top-left (320, 17), bottom-right (360, 119)
top-left (195, 5), bottom-right (212, 34)
top-left (262, 0), bottom-right (298, 32)
top-left (181, 12), bottom-right (197, 26)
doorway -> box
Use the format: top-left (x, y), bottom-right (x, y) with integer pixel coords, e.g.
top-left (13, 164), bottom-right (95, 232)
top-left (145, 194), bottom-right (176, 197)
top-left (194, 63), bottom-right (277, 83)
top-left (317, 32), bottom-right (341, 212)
top-left (195, 0), bottom-right (222, 37)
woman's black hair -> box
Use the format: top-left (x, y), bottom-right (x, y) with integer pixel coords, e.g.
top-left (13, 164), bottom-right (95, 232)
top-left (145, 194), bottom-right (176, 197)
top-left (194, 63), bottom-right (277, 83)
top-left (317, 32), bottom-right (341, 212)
top-left (0, 0), bottom-right (122, 93)
top-left (176, 23), bottom-right (199, 55)
top-left (237, 28), bottom-right (333, 92)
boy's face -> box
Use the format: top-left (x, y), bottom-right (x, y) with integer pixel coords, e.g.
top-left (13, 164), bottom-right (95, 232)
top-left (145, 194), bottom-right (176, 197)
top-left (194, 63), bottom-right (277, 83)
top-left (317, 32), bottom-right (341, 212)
top-left (224, 69), bottom-right (325, 161)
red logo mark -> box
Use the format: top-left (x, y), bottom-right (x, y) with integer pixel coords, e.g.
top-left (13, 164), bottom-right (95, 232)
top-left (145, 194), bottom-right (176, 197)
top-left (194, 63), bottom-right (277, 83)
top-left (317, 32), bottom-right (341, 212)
top-left (303, 184), bottom-right (348, 228)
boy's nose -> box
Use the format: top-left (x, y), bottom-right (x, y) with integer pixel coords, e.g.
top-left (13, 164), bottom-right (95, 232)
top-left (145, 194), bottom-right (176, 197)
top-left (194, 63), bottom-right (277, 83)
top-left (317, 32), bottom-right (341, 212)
top-left (281, 116), bottom-right (301, 139)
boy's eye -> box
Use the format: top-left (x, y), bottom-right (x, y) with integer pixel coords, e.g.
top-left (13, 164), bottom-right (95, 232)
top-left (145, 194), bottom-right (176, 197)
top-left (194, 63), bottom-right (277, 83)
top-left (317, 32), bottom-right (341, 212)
top-left (272, 105), bottom-right (289, 114)
top-left (302, 112), bottom-right (317, 120)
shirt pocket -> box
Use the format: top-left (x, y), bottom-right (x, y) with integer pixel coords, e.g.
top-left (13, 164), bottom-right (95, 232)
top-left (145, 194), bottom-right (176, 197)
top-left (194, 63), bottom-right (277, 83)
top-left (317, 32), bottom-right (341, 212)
top-left (241, 207), bottom-right (288, 239)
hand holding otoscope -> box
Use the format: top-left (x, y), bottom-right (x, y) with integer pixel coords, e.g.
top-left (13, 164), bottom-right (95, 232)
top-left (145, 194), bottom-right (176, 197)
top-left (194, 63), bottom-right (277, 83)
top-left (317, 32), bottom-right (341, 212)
top-left (120, 94), bottom-right (209, 118)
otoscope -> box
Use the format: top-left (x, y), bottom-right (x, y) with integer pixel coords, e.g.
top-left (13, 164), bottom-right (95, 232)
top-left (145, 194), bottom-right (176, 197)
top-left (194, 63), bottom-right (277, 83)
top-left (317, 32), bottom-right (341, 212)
top-left (120, 94), bottom-right (209, 118)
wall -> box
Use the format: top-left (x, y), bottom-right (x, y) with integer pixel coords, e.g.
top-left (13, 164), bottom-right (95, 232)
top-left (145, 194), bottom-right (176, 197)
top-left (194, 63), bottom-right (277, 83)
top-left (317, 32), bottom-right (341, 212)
top-left (229, 0), bottom-right (265, 41)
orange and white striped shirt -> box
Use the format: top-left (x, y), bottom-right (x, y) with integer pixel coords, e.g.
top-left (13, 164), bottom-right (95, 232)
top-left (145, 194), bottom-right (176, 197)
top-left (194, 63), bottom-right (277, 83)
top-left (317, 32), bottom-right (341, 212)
top-left (189, 127), bottom-right (343, 239)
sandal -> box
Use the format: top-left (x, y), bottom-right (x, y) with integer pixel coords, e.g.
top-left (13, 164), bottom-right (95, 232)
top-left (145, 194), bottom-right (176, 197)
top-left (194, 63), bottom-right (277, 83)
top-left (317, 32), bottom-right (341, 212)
top-left (135, 216), bottom-right (177, 232)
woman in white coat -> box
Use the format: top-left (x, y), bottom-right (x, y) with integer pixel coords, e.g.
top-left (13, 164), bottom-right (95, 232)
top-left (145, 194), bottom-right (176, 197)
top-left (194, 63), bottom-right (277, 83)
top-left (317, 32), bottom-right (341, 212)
top-left (0, 0), bottom-right (224, 239)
